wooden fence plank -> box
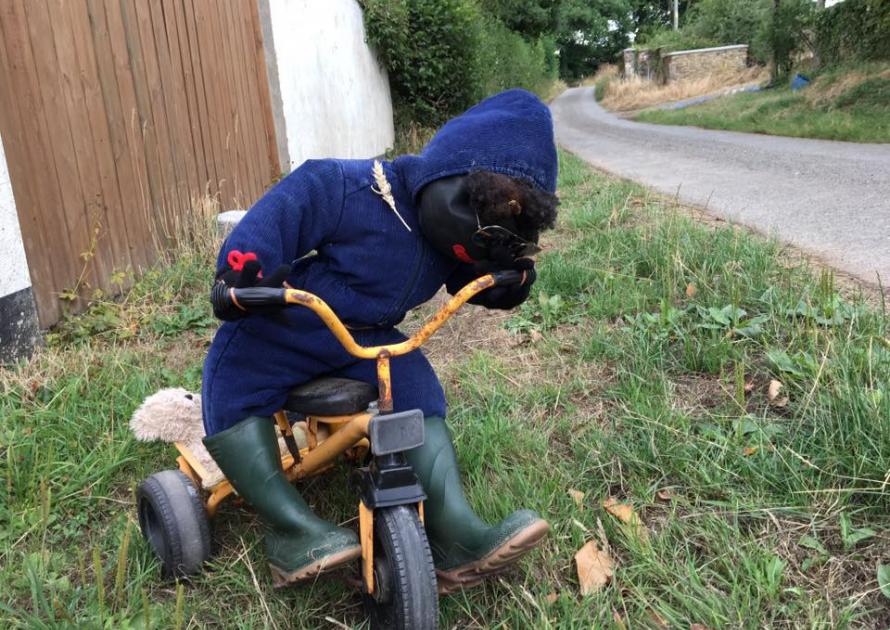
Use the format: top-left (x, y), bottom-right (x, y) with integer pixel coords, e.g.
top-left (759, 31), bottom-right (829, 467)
top-left (247, 0), bottom-right (281, 182)
top-left (67, 0), bottom-right (135, 278)
top-left (87, 0), bottom-right (151, 272)
top-left (234, 1), bottom-right (272, 193)
top-left (169, 0), bottom-right (209, 192)
top-left (119, 0), bottom-right (171, 241)
top-left (219, 2), bottom-right (253, 199)
top-left (0, 2), bottom-right (64, 322)
top-left (193, 1), bottom-right (234, 204)
top-left (227, 1), bottom-right (265, 197)
top-left (215, 3), bottom-right (253, 206)
top-left (182, 0), bottom-right (220, 198)
top-left (150, 0), bottom-right (200, 204)
top-left (28, 0), bottom-right (108, 302)
top-left (46, 0), bottom-right (117, 294)
top-left (204, 2), bottom-right (241, 207)
top-left (134, 0), bottom-right (183, 230)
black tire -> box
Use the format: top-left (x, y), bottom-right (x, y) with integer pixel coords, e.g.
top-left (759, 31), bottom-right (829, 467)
top-left (136, 470), bottom-right (211, 578)
top-left (364, 505), bottom-right (438, 630)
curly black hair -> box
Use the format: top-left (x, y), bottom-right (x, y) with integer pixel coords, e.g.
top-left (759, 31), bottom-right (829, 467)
top-left (465, 171), bottom-right (559, 243)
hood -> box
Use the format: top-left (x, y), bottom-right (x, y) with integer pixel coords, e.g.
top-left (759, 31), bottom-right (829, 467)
top-left (394, 89), bottom-right (558, 201)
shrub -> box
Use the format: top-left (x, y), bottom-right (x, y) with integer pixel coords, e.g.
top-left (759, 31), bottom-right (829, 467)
top-left (684, 0), bottom-right (771, 62)
top-left (361, 0), bottom-right (555, 126)
top-left (594, 76), bottom-right (610, 101)
top-left (476, 20), bottom-right (555, 97)
top-left (361, 0), bottom-right (481, 125)
top-left (815, 0), bottom-right (890, 66)
top-left (636, 28), bottom-right (719, 54)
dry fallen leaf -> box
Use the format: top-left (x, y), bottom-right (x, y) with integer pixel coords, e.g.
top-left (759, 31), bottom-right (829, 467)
top-left (690, 624), bottom-right (713, 630)
top-left (603, 497), bottom-right (648, 541)
top-left (544, 592), bottom-right (559, 604)
top-left (742, 446), bottom-right (759, 456)
top-left (744, 379), bottom-right (755, 393)
top-left (529, 329), bottom-right (544, 343)
top-left (685, 283), bottom-right (697, 298)
top-left (568, 488), bottom-right (585, 508)
top-left (768, 379), bottom-right (789, 407)
top-left (574, 540), bottom-right (613, 595)
top-left (656, 488), bottom-right (674, 501)
top-left (648, 609), bottom-right (669, 628)
top-left (602, 497), bottom-right (633, 522)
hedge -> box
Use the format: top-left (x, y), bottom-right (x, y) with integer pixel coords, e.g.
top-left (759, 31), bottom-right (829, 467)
top-left (816, 0), bottom-right (890, 66)
top-left (361, 0), bottom-right (555, 127)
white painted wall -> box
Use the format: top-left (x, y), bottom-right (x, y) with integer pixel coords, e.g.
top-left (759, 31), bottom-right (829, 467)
top-left (267, 0), bottom-right (395, 170)
top-left (0, 134), bottom-right (31, 297)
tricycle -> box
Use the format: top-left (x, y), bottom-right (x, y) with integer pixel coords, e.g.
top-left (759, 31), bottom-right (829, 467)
top-left (134, 270), bottom-right (525, 629)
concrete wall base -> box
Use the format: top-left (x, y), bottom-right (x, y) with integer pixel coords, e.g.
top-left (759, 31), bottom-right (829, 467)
top-left (0, 286), bottom-right (41, 364)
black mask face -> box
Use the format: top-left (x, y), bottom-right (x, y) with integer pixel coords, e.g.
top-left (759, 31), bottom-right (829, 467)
top-left (417, 175), bottom-right (541, 264)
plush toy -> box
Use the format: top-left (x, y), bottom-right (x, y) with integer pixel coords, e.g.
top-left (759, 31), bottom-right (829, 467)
top-left (130, 388), bottom-right (300, 489)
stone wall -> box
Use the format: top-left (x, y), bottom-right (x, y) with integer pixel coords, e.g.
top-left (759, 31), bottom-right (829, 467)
top-left (622, 44), bottom-right (748, 84)
top-left (662, 45), bottom-right (748, 83)
top-left (621, 48), bottom-right (658, 80)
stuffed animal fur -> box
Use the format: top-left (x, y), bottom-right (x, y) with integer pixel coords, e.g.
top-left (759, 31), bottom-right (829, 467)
top-left (130, 388), bottom-right (205, 444)
top-left (130, 388), bottom-right (304, 489)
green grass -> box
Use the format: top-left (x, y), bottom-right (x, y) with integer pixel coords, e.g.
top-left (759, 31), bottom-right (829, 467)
top-left (3, 151), bottom-right (890, 628)
top-left (637, 63), bottom-right (890, 143)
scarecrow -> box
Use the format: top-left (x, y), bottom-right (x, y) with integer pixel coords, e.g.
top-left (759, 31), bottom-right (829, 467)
top-left (202, 89), bottom-right (560, 589)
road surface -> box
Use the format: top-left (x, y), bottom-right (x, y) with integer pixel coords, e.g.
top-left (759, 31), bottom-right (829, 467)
top-left (551, 87), bottom-right (890, 287)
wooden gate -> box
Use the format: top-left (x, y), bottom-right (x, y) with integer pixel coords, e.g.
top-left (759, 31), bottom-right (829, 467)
top-left (0, 0), bottom-right (280, 326)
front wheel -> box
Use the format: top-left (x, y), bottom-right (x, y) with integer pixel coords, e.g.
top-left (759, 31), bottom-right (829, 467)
top-left (364, 505), bottom-right (438, 630)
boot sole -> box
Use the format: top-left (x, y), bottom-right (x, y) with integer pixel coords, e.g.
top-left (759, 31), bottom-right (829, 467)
top-left (269, 544), bottom-right (361, 587)
top-left (436, 519), bottom-right (550, 594)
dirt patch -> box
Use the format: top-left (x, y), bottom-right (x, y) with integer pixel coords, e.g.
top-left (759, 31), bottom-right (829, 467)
top-left (670, 373), bottom-right (731, 416)
top-left (161, 331), bottom-right (212, 375)
top-left (745, 512), bottom-right (890, 629)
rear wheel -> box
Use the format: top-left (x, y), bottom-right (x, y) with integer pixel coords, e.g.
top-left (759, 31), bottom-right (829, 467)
top-left (136, 470), bottom-right (211, 578)
top-left (364, 505), bottom-right (438, 630)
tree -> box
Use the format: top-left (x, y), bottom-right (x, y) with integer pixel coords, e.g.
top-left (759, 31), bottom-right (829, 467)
top-left (478, 0), bottom-right (559, 38)
top-left (554, 0), bottom-right (633, 80)
top-left (629, 1), bottom-right (696, 44)
top-left (760, 0), bottom-right (815, 80)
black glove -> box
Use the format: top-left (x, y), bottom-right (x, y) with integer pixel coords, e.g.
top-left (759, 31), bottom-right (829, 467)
top-left (212, 260), bottom-right (291, 321)
top-left (471, 252), bottom-right (537, 311)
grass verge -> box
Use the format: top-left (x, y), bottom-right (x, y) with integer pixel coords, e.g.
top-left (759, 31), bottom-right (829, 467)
top-left (637, 63), bottom-right (890, 143)
top-left (2, 151), bottom-right (889, 628)
top-left (591, 63), bottom-right (766, 113)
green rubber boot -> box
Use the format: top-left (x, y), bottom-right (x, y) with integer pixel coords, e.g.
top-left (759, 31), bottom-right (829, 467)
top-left (406, 416), bottom-right (549, 593)
top-left (203, 416), bottom-right (360, 586)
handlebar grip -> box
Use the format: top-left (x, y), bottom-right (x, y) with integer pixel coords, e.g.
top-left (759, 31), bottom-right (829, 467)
top-left (491, 270), bottom-right (524, 287)
top-left (211, 283), bottom-right (287, 313)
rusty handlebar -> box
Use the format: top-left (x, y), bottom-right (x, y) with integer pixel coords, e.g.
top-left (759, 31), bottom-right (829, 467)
top-left (210, 270), bottom-right (524, 359)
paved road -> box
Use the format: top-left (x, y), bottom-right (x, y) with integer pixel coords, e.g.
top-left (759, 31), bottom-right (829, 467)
top-left (551, 87), bottom-right (890, 287)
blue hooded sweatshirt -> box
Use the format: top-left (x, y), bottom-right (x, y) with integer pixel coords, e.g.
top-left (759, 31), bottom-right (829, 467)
top-left (202, 89), bottom-right (558, 435)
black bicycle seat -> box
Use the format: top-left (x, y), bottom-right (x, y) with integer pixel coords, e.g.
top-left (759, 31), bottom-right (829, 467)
top-left (284, 377), bottom-right (377, 416)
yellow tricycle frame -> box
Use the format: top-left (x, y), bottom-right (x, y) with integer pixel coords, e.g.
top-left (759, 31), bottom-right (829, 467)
top-left (174, 273), bottom-right (504, 594)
